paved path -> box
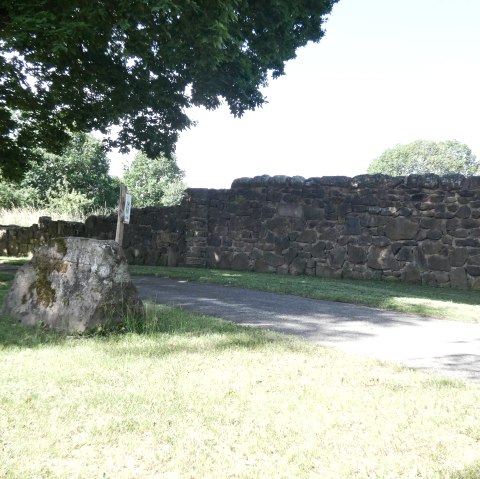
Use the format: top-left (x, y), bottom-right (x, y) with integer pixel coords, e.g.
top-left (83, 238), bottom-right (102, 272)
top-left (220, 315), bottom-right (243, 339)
top-left (133, 276), bottom-right (480, 383)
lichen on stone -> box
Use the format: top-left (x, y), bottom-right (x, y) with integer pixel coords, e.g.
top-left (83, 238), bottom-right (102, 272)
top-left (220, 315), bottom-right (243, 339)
top-left (31, 253), bottom-right (68, 307)
top-left (51, 237), bottom-right (68, 257)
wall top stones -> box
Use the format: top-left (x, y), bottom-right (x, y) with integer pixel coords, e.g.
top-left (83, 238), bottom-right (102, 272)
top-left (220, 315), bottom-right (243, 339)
top-left (230, 173), bottom-right (480, 191)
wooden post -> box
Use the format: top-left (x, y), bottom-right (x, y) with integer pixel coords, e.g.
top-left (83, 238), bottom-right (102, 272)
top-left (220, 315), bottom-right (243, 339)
top-left (115, 185), bottom-right (127, 246)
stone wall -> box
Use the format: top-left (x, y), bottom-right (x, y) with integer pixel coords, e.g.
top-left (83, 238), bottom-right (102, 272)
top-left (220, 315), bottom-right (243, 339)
top-left (0, 205), bottom-right (187, 267)
top-left (203, 174), bottom-right (480, 289)
top-left (2, 173), bottom-right (480, 289)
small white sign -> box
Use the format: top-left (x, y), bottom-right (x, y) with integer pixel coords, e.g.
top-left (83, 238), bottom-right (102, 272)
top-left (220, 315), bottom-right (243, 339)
top-left (124, 194), bottom-right (132, 224)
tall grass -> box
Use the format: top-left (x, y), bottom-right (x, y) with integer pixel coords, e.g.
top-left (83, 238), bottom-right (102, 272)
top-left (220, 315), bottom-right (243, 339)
top-left (0, 206), bottom-right (115, 226)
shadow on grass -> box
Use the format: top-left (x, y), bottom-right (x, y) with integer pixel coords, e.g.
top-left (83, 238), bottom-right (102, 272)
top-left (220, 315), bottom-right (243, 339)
top-left (450, 461), bottom-right (480, 479)
top-left (102, 304), bottom-right (308, 357)
top-left (0, 304), bottom-right (303, 356)
top-left (0, 315), bottom-right (67, 349)
top-left (0, 270), bottom-right (295, 353)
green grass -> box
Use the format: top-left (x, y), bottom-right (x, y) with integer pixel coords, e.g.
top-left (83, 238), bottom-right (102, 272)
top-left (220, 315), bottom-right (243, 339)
top-left (0, 256), bottom-right (30, 266)
top-left (130, 265), bottom-right (480, 323)
top-left (1, 273), bottom-right (480, 478)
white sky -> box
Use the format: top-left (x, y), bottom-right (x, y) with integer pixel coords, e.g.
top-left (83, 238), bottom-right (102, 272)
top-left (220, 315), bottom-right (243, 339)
top-left (109, 0), bottom-right (480, 189)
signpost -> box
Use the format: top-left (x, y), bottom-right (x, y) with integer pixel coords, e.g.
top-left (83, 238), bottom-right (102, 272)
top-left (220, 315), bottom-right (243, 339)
top-left (124, 193), bottom-right (132, 224)
top-left (115, 185), bottom-right (129, 246)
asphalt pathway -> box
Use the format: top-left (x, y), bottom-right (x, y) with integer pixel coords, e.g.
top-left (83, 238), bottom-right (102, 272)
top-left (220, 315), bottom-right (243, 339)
top-left (133, 275), bottom-right (480, 384)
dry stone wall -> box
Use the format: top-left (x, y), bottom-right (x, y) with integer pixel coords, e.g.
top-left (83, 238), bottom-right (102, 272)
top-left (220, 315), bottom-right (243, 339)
top-left (2, 173), bottom-right (480, 289)
top-left (203, 174), bottom-right (480, 290)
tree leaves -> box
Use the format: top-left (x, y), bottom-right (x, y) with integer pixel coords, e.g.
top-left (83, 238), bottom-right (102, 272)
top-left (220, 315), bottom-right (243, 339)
top-left (123, 151), bottom-right (185, 207)
top-left (0, 0), bottom-right (338, 179)
top-left (367, 140), bottom-right (480, 176)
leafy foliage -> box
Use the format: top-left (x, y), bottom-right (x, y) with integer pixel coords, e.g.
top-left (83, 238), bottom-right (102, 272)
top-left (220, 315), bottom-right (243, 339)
top-left (44, 179), bottom-right (94, 217)
top-left (123, 152), bottom-right (186, 207)
top-left (0, 0), bottom-right (338, 179)
top-left (0, 176), bottom-right (38, 209)
top-left (22, 132), bottom-right (120, 208)
top-left (367, 140), bottom-right (480, 176)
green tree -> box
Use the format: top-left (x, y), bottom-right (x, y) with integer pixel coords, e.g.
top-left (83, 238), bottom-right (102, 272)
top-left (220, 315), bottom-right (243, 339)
top-left (0, 173), bottom-right (39, 209)
top-left (123, 152), bottom-right (186, 207)
top-left (22, 132), bottom-right (120, 208)
top-left (367, 140), bottom-right (480, 176)
top-left (44, 178), bottom-right (94, 218)
top-left (0, 0), bottom-right (338, 180)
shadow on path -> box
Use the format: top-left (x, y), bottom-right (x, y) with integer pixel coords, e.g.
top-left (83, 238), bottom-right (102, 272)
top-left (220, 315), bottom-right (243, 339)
top-left (134, 276), bottom-right (480, 383)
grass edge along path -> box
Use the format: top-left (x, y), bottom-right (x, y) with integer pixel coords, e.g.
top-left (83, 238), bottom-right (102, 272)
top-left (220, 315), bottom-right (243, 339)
top-left (2, 257), bottom-right (479, 323)
top-left (129, 265), bottom-right (480, 324)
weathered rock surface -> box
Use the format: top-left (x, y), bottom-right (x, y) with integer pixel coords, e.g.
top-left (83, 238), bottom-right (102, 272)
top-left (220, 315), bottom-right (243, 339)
top-left (3, 237), bottom-right (144, 332)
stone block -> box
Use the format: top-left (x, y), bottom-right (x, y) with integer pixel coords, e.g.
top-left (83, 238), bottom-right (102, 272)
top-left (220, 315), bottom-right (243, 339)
top-left (344, 216), bottom-right (362, 235)
top-left (277, 203), bottom-right (303, 218)
top-left (468, 277), bottom-right (480, 290)
top-left (289, 258), bottom-right (306, 275)
top-left (450, 248), bottom-right (469, 267)
top-left (254, 259), bottom-right (276, 273)
top-left (310, 241), bottom-right (327, 258)
top-left (385, 218), bottom-right (419, 240)
top-left (401, 263), bottom-right (421, 283)
top-left (426, 229), bottom-right (442, 240)
top-left (450, 268), bottom-right (468, 289)
top-left (372, 237), bottom-right (391, 247)
top-left (466, 265), bottom-right (480, 277)
top-left (396, 247), bottom-right (414, 262)
top-left (347, 244), bottom-right (367, 264)
top-left (367, 246), bottom-right (399, 271)
top-left (467, 254), bottom-right (480, 266)
top-left (315, 263), bottom-right (342, 278)
top-left (426, 254), bottom-right (450, 272)
top-left (231, 253), bottom-right (250, 270)
top-left (264, 251), bottom-right (284, 268)
top-left (317, 227), bottom-right (339, 241)
top-left (421, 240), bottom-right (448, 255)
top-left (329, 247), bottom-right (346, 269)
top-left (455, 238), bottom-right (480, 247)
top-left (450, 229), bottom-right (469, 238)
top-left (3, 238), bottom-right (144, 333)
top-left (456, 205), bottom-right (471, 219)
top-left (303, 206), bottom-right (324, 221)
top-left (296, 229), bottom-right (317, 243)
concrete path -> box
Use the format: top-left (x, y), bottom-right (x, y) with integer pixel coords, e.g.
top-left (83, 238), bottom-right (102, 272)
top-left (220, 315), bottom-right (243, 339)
top-left (133, 276), bottom-right (480, 384)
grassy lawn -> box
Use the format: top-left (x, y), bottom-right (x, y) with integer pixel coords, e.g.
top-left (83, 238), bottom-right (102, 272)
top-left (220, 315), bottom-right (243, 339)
top-left (1, 271), bottom-right (480, 478)
top-left (0, 256), bottom-right (30, 266)
top-left (130, 265), bottom-right (480, 323)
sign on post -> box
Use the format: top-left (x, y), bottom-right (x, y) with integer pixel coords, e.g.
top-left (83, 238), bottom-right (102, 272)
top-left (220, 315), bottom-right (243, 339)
top-left (124, 194), bottom-right (132, 224)
top-left (115, 185), bottom-right (127, 246)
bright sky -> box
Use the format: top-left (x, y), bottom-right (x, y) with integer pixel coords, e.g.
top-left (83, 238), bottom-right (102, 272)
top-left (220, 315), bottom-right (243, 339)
top-left (109, 0), bottom-right (480, 189)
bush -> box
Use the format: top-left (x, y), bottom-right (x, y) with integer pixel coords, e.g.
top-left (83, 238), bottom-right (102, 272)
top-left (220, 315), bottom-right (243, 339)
top-left (0, 179), bottom-right (39, 209)
top-left (45, 179), bottom-right (94, 217)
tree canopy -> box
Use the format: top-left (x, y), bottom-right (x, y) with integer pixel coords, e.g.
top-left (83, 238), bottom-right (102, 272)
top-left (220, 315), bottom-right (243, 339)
top-left (123, 151), bottom-right (185, 207)
top-left (367, 140), bottom-right (480, 177)
top-left (1, 0), bottom-right (338, 180)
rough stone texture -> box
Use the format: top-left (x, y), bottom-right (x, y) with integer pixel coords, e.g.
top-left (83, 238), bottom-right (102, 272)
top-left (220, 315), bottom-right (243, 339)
top-left (3, 237), bottom-right (143, 332)
top-left (3, 173), bottom-right (480, 289)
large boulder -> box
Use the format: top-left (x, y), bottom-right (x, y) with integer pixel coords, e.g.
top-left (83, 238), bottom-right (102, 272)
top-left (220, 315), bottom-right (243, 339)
top-left (3, 237), bottom-right (144, 332)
